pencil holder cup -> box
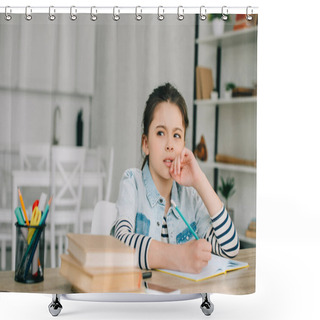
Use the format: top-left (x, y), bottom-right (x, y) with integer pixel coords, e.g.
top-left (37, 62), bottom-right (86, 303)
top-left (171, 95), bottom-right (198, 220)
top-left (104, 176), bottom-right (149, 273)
top-left (14, 222), bottom-right (45, 283)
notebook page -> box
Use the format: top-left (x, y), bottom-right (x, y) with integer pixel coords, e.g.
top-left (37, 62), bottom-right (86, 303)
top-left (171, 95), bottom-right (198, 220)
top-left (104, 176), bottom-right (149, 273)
top-left (157, 254), bottom-right (249, 282)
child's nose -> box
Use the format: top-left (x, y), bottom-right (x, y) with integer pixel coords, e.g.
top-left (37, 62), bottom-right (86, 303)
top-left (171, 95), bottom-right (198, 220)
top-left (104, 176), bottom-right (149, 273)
top-left (166, 143), bottom-right (174, 151)
top-left (165, 136), bottom-right (175, 151)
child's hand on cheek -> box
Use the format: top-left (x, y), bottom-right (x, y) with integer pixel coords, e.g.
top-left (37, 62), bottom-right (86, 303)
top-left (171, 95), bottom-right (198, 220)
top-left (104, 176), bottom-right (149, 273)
top-left (170, 147), bottom-right (204, 188)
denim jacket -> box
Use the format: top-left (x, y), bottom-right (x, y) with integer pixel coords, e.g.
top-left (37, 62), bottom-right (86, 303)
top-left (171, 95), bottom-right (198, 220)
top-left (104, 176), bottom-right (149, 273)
top-left (115, 163), bottom-right (214, 244)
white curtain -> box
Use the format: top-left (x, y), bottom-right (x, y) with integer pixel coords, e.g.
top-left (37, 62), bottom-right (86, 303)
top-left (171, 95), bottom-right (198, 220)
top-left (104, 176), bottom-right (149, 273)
top-left (91, 14), bottom-right (195, 201)
top-left (0, 14), bottom-right (195, 204)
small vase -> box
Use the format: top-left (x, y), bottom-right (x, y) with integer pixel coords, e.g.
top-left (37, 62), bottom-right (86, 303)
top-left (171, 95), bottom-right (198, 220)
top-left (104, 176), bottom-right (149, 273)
top-left (212, 19), bottom-right (225, 36)
top-left (224, 90), bottom-right (232, 99)
top-left (210, 91), bottom-right (218, 101)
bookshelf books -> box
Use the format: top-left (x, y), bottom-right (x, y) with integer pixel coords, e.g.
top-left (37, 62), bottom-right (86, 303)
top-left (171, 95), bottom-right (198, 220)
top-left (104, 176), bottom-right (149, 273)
top-left (232, 87), bottom-right (256, 97)
top-left (196, 66), bottom-right (214, 100)
top-left (215, 154), bottom-right (256, 167)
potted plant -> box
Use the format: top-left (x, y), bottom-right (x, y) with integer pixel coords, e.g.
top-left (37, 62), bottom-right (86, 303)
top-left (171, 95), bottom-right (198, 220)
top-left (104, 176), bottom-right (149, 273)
top-left (208, 14), bottom-right (229, 36)
top-left (218, 176), bottom-right (236, 220)
top-left (225, 82), bottom-right (236, 99)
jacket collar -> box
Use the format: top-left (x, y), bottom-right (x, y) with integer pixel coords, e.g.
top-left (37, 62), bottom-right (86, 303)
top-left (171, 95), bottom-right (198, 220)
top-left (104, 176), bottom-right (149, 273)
top-left (142, 163), bottom-right (180, 219)
top-left (142, 163), bottom-right (161, 208)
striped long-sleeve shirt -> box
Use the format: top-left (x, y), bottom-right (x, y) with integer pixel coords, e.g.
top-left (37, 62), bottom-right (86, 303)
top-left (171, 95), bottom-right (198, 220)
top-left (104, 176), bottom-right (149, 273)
top-left (114, 164), bottom-right (239, 270)
top-left (114, 205), bottom-right (239, 270)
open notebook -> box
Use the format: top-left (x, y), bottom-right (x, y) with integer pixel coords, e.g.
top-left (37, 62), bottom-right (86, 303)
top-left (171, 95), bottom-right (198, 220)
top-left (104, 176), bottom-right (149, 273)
top-left (157, 254), bottom-right (249, 282)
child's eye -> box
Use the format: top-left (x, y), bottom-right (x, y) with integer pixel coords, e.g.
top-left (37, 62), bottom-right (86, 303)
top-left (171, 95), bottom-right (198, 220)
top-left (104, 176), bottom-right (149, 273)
top-left (157, 131), bottom-right (164, 136)
top-left (174, 133), bottom-right (181, 139)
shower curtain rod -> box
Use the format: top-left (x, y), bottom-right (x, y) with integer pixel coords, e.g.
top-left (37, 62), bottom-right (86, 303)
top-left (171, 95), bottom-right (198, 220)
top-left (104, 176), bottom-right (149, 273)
top-left (0, 6), bottom-right (259, 16)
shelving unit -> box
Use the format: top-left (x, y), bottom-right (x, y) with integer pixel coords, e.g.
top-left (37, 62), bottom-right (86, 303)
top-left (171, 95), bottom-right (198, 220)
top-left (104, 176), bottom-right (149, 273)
top-left (239, 233), bottom-right (256, 246)
top-left (195, 96), bottom-right (257, 107)
top-left (196, 26), bottom-right (258, 46)
top-left (198, 160), bottom-right (256, 174)
top-left (193, 17), bottom-right (257, 247)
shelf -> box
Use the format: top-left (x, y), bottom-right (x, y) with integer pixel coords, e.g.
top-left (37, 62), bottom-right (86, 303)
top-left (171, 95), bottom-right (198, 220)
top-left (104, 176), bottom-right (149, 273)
top-left (198, 161), bottom-right (256, 174)
top-left (195, 96), bottom-right (257, 107)
top-left (196, 26), bottom-right (258, 47)
top-left (194, 21), bottom-right (257, 250)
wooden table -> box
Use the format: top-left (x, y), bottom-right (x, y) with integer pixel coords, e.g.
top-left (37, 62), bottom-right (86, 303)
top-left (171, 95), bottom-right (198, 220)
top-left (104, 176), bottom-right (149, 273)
top-left (0, 248), bottom-right (255, 295)
top-left (0, 268), bottom-right (72, 293)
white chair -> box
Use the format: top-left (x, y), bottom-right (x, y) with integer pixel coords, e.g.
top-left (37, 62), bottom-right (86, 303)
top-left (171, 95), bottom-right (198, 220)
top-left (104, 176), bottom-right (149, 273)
top-left (90, 200), bottom-right (117, 235)
top-left (19, 143), bottom-right (50, 171)
top-left (49, 146), bottom-right (86, 267)
top-left (0, 151), bottom-right (11, 270)
top-left (79, 146), bottom-right (114, 234)
top-left (0, 209), bottom-right (11, 270)
top-left (97, 146), bottom-right (114, 202)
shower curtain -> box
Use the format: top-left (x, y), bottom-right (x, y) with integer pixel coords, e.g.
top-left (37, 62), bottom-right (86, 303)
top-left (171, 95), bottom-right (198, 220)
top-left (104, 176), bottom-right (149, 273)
top-left (0, 8), bottom-right (257, 297)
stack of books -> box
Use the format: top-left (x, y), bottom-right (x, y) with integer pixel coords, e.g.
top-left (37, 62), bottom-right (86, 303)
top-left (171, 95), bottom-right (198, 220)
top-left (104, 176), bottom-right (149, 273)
top-left (215, 154), bottom-right (256, 167)
top-left (245, 220), bottom-right (256, 239)
top-left (60, 233), bottom-right (142, 293)
top-left (232, 87), bottom-right (256, 97)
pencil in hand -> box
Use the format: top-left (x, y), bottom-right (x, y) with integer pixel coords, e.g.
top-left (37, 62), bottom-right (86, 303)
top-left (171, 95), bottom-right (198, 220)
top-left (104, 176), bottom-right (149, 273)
top-left (171, 199), bottom-right (199, 240)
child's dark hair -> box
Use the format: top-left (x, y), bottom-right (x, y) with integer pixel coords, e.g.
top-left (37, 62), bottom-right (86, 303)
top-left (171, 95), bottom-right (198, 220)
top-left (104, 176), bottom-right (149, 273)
top-left (141, 82), bottom-right (189, 169)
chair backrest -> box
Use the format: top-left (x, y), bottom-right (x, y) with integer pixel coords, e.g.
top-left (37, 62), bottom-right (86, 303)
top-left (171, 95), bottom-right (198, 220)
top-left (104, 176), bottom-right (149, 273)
top-left (91, 201), bottom-right (117, 235)
top-left (50, 146), bottom-right (86, 228)
top-left (0, 208), bottom-right (11, 270)
top-left (19, 143), bottom-right (50, 171)
top-left (97, 146), bottom-right (114, 202)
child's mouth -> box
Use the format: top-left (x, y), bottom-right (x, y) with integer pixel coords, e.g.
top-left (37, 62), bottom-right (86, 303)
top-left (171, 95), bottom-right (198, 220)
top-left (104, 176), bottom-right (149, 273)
top-left (163, 159), bottom-right (173, 167)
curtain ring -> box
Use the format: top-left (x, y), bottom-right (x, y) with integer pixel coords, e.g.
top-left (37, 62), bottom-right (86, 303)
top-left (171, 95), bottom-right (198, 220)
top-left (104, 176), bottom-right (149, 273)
top-left (25, 6), bottom-right (32, 21)
top-left (113, 6), bottom-right (120, 21)
top-left (200, 6), bottom-right (207, 21)
top-left (221, 6), bottom-right (228, 21)
top-left (49, 6), bottom-right (56, 21)
top-left (177, 6), bottom-right (184, 21)
top-left (90, 6), bottom-right (98, 21)
top-left (246, 6), bottom-right (253, 21)
top-left (70, 6), bottom-right (77, 21)
top-left (135, 6), bottom-right (142, 21)
top-left (157, 6), bottom-right (164, 21)
top-left (4, 6), bottom-right (12, 21)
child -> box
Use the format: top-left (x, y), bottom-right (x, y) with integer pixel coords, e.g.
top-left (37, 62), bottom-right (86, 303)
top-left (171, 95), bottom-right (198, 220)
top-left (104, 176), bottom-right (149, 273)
top-left (114, 83), bottom-right (239, 273)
